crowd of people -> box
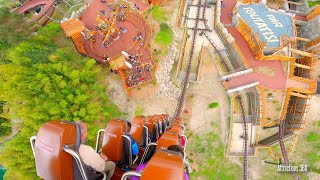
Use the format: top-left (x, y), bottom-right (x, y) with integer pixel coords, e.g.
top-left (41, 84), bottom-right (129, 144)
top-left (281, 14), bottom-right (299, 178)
top-left (125, 54), bottom-right (153, 87)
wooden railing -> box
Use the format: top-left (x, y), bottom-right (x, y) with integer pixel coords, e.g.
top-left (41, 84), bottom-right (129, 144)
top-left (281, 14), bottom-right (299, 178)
top-left (307, 5), bottom-right (320, 21)
top-left (71, 32), bottom-right (87, 55)
top-left (305, 36), bottom-right (320, 50)
top-left (176, 0), bottom-right (186, 27)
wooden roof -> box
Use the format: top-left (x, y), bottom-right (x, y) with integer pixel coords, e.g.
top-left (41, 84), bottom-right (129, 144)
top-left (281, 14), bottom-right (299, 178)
top-left (60, 19), bottom-right (85, 37)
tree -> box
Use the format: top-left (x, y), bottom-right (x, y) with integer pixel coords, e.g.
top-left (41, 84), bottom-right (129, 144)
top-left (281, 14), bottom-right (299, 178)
top-left (0, 23), bottom-right (122, 179)
top-left (0, 7), bottom-right (33, 61)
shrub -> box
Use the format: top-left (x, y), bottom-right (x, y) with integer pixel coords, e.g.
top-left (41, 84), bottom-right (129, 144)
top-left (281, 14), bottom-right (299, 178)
top-left (208, 102), bottom-right (219, 109)
top-left (155, 23), bottom-right (173, 47)
top-left (134, 106), bottom-right (144, 116)
top-left (151, 6), bottom-right (168, 22)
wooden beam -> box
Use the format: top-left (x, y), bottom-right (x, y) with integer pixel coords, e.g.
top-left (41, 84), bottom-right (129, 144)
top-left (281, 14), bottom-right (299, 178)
top-left (294, 63), bottom-right (311, 69)
top-left (291, 49), bottom-right (314, 57)
top-left (289, 92), bottom-right (308, 99)
top-left (286, 1), bottom-right (303, 5)
top-left (295, 37), bottom-right (310, 42)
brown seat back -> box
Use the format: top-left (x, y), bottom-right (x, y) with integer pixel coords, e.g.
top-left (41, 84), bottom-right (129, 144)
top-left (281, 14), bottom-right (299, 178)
top-left (34, 121), bottom-right (77, 180)
top-left (145, 116), bottom-right (158, 141)
top-left (129, 116), bottom-right (145, 146)
top-left (156, 131), bottom-right (179, 151)
top-left (102, 119), bottom-right (126, 163)
top-left (154, 115), bottom-right (163, 134)
top-left (161, 114), bottom-right (169, 129)
top-left (140, 149), bottom-right (184, 180)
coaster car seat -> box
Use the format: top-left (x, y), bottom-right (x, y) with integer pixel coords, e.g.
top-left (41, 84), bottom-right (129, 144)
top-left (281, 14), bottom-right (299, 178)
top-left (96, 119), bottom-right (137, 168)
top-left (145, 116), bottom-right (159, 142)
top-left (30, 120), bottom-right (106, 180)
top-left (121, 149), bottom-right (184, 180)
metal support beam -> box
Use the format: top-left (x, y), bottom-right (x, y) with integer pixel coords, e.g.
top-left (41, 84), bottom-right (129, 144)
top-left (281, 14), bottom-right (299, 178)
top-left (227, 82), bottom-right (260, 94)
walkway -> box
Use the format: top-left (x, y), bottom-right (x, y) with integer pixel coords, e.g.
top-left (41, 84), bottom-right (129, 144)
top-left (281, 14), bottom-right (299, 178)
top-left (220, 0), bottom-right (287, 90)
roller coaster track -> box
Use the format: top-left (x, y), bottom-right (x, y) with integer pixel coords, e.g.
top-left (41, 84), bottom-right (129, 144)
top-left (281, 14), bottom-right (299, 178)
top-left (202, 0), bottom-right (211, 32)
top-left (236, 95), bottom-right (248, 180)
top-left (172, 0), bottom-right (203, 120)
top-left (203, 31), bottom-right (231, 71)
top-left (279, 120), bottom-right (300, 180)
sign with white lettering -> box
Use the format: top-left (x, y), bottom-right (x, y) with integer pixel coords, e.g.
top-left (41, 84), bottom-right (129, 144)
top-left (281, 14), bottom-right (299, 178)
top-left (238, 4), bottom-right (294, 49)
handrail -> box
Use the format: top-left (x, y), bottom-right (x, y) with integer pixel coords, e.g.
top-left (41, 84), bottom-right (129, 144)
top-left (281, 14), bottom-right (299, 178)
top-left (64, 145), bottom-right (89, 180)
top-left (121, 171), bottom-right (142, 180)
top-left (143, 126), bottom-right (150, 146)
top-left (95, 129), bottom-right (105, 153)
top-left (122, 134), bottom-right (133, 166)
top-left (30, 136), bottom-right (37, 157)
top-left (139, 142), bottom-right (157, 165)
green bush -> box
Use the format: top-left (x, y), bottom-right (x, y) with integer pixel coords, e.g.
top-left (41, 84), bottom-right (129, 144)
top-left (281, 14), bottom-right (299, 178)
top-left (155, 23), bottom-right (173, 47)
top-left (151, 6), bottom-right (168, 22)
top-left (309, 1), bottom-right (320, 7)
top-left (208, 102), bottom-right (219, 109)
top-left (134, 106), bottom-right (144, 116)
top-left (0, 23), bottom-right (122, 179)
top-left (0, 104), bottom-right (11, 137)
top-left (307, 132), bottom-right (320, 142)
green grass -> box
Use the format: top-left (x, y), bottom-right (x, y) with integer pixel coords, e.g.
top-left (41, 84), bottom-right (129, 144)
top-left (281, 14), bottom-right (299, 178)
top-left (188, 130), bottom-right (241, 179)
top-left (308, 1), bottom-right (320, 7)
top-left (155, 23), bottom-right (173, 47)
top-left (208, 102), bottom-right (219, 109)
top-left (134, 106), bottom-right (144, 116)
top-left (151, 6), bottom-right (168, 22)
top-left (307, 132), bottom-right (320, 142)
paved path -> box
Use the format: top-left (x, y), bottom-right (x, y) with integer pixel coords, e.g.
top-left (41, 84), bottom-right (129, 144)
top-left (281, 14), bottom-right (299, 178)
top-left (220, 0), bottom-right (287, 90)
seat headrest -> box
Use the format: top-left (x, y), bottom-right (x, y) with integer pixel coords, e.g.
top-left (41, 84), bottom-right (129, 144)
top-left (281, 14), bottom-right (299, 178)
top-left (102, 119), bottom-right (126, 162)
top-left (152, 115), bottom-right (159, 123)
top-left (153, 115), bottom-right (161, 122)
top-left (140, 149), bottom-right (184, 180)
top-left (129, 116), bottom-right (145, 145)
top-left (156, 132), bottom-right (179, 151)
top-left (161, 114), bottom-right (168, 120)
top-left (34, 121), bottom-right (77, 180)
top-left (169, 124), bottom-right (183, 137)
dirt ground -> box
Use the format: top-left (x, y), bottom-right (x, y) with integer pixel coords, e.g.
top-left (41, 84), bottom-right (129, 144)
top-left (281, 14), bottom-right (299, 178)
top-left (263, 88), bottom-right (285, 122)
top-left (105, 73), bottom-right (177, 120)
top-left (187, 49), bottom-right (230, 141)
top-left (105, 41), bottom-right (230, 140)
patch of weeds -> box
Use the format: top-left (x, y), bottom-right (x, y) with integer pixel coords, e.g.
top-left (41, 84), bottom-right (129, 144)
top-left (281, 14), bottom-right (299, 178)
top-left (134, 106), bottom-right (144, 116)
top-left (155, 23), bottom-right (173, 47)
top-left (208, 102), bottom-right (219, 109)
